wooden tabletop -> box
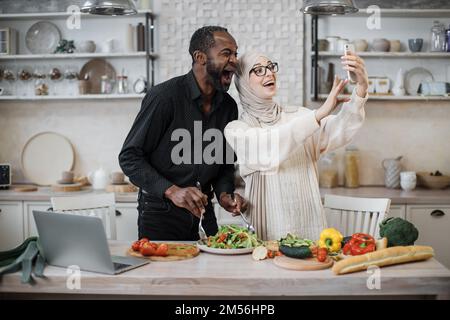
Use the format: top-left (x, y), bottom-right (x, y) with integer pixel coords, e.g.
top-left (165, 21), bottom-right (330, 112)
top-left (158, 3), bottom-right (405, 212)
top-left (1, 242), bottom-right (449, 298)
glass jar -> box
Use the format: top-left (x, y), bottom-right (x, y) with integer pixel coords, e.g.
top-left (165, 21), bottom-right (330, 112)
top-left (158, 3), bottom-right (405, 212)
top-left (344, 146), bottom-right (360, 188)
top-left (319, 152), bottom-right (338, 188)
top-left (34, 79), bottom-right (49, 96)
top-left (101, 75), bottom-right (114, 94)
top-left (117, 75), bottom-right (128, 94)
top-left (430, 20), bottom-right (446, 52)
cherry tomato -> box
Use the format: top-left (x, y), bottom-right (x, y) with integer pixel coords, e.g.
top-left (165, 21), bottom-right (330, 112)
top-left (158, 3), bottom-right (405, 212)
top-left (317, 248), bottom-right (328, 262)
top-left (155, 243), bottom-right (169, 257)
top-left (131, 240), bottom-right (140, 252)
top-left (139, 242), bottom-right (156, 256)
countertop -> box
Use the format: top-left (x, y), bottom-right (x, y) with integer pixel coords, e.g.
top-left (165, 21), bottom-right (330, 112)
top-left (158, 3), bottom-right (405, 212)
top-left (0, 242), bottom-right (449, 299)
top-left (1, 186), bottom-right (450, 205)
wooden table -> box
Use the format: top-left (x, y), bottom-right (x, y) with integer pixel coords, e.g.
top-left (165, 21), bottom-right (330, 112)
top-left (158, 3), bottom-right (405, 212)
top-left (1, 242), bottom-right (449, 299)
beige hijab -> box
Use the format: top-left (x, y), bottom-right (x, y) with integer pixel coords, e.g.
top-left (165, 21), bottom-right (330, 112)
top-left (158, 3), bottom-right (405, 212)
top-left (234, 52), bottom-right (282, 240)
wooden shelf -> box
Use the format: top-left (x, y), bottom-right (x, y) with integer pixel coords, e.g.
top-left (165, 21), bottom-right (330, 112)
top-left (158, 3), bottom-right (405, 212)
top-left (0, 52), bottom-right (158, 60)
top-left (0, 10), bottom-right (154, 20)
top-left (315, 94), bottom-right (450, 101)
top-left (0, 94), bottom-right (145, 101)
top-left (324, 9), bottom-right (450, 18)
top-left (312, 51), bottom-right (450, 58)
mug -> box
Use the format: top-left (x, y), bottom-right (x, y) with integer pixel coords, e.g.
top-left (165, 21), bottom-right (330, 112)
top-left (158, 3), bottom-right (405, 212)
top-left (408, 39), bottom-right (423, 52)
top-left (400, 171), bottom-right (417, 191)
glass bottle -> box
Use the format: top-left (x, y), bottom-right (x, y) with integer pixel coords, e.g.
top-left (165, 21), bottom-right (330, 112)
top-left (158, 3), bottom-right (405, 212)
top-left (446, 25), bottom-right (450, 53)
top-left (319, 152), bottom-right (338, 188)
top-left (344, 146), bottom-right (360, 188)
top-left (430, 20), bottom-right (446, 52)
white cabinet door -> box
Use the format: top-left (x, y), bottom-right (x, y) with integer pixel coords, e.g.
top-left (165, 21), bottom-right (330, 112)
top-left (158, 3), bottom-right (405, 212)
top-left (214, 203), bottom-right (243, 226)
top-left (0, 201), bottom-right (24, 251)
top-left (23, 201), bottom-right (52, 238)
top-left (387, 205), bottom-right (406, 219)
top-left (407, 205), bottom-right (450, 269)
top-left (115, 203), bottom-right (139, 241)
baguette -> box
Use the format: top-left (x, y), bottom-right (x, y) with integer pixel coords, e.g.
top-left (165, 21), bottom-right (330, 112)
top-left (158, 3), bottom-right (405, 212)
top-left (332, 246), bottom-right (434, 275)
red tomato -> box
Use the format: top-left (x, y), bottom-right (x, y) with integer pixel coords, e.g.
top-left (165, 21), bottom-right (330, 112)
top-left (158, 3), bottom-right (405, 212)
top-left (150, 242), bottom-right (158, 250)
top-left (139, 242), bottom-right (156, 256)
top-left (155, 243), bottom-right (169, 257)
top-left (131, 240), bottom-right (140, 252)
top-left (317, 248), bottom-right (328, 262)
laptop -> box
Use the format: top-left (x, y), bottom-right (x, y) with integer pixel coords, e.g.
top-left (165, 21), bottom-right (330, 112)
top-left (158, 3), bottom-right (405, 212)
top-left (33, 210), bottom-right (149, 275)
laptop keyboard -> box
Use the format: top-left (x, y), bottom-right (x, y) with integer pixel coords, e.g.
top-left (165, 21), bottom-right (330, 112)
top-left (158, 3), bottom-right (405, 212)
top-left (113, 262), bottom-right (132, 270)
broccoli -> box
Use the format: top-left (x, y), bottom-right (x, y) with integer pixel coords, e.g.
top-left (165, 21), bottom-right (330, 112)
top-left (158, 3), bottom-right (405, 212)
top-left (379, 217), bottom-right (419, 247)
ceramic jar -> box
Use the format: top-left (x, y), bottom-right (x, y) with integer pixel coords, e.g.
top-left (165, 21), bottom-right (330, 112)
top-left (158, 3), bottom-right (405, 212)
top-left (372, 38), bottom-right (390, 52)
top-left (353, 39), bottom-right (368, 52)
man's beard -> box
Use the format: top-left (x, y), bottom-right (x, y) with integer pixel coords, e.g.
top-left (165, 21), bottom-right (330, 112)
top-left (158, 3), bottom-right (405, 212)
top-left (206, 58), bottom-right (229, 92)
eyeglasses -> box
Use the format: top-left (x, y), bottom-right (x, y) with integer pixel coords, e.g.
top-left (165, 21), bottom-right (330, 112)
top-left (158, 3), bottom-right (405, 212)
top-left (250, 62), bottom-right (279, 77)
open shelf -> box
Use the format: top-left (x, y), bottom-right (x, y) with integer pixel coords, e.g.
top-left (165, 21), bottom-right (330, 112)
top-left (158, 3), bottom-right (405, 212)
top-left (312, 51), bottom-right (450, 58)
top-left (0, 9), bottom-right (154, 20)
top-left (316, 94), bottom-right (450, 101)
top-left (0, 94), bottom-right (145, 101)
top-left (326, 9), bottom-right (450, 18)
top-left (0, 52), bottom-right (158, 60)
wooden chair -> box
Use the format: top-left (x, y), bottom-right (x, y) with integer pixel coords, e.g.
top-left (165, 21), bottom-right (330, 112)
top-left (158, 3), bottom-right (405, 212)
top-left (324, 194), bottom-right (391, 238)
top-left (50, 193), bottom-right (117, 240)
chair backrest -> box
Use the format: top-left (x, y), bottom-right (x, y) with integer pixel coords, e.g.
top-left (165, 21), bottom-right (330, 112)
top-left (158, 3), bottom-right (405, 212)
top-left (50, 193), bottom-right (117, 240)
top-left (323, 194), bottom-right (391, 238)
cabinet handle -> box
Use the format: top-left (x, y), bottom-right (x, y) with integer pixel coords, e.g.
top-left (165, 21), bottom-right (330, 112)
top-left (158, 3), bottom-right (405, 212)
top-left (115, 210), bottom-right (122, 217)
top-left (430, 210), bottom-right (445, 217)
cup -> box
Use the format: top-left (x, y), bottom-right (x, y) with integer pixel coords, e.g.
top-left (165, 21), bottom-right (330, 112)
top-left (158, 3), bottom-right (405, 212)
top-left (408, 39), bottom-right (423, 52)
top-left (78, 80), bottom-right (90, 95)
top-left (60, 171), bottom-right (74, 184)
top-left (326, 36), bottom-right (340, 52)
top-left (111, 171), bottom-right (125, 185)
top-left (400, 171), bottom-right (417, 191)
top-left (389, 40), bottom-right (401, 52)
top-left (101, 39), bottom-right (115, 53)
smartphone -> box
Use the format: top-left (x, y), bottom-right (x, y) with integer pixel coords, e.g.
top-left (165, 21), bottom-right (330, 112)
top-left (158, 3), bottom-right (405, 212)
top-left (344, 44), bottom-right (357, 83)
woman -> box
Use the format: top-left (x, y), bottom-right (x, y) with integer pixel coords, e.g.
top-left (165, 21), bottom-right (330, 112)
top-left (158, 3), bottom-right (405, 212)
top-left (225, 51), bottom-right (369, 241)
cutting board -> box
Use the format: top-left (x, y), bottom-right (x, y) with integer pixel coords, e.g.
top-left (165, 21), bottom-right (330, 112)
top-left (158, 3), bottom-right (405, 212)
top-left (51, 183), bottom-right (83, 192)
top-left (127, 243), bottom-right (200, 261)
top-left (273, 255), bottom-right (333, 271)
top-left (106, 183), bottom-right (137, 193)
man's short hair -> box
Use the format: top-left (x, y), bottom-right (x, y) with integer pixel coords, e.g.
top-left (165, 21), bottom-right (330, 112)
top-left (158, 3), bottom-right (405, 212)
top-left (189, 26), bottom-right (228, 63)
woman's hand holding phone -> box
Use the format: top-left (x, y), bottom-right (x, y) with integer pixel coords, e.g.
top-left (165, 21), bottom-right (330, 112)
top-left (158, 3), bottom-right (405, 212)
top-left (341, 47), bottom-right (369, 98)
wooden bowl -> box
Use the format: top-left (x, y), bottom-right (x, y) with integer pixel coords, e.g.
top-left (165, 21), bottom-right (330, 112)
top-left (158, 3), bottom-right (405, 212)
top-left (417, 172), bottom-right (450, 189)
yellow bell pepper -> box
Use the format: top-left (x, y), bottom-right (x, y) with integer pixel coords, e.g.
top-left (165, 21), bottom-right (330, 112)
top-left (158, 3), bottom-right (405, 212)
top-left (319, 228), bottom-right (343, 252)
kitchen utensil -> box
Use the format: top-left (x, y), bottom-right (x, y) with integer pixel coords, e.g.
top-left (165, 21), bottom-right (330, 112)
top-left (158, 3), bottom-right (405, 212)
top-left (382, 156), bottom-right (402, 189)
top-left (273, 255), bottom-right (334, 271)
top-left (405, 67), bottom-right (434, 96)
top-left (417, 172), bottom-right (450, 189)
top-left (372, 38), bottom-right (390, 52)
top-left (389, 40), bottom-right (401, 52)
top-left (231, 193), bottom-right (255, 233)
top-left (128, 243), bottom-right (200, 261)
top-left (88, 167), bottom-right (109, 190)
top-left (430, 21), bottom-right (446, 52)
top-left (79, 59), bottom-right (116, 94)
top-left (25, 21), bottom-right (61, 54)
top-left (196, 181), bottom-right (207, 241)
top-left (400, 171), bottom-right (417, 192)
top-left (21, 132), bottom-right (74, 186)
top-left (408, 38), bottom-right (423, 52)
top-left (196, 242), bottom-right (254, 255)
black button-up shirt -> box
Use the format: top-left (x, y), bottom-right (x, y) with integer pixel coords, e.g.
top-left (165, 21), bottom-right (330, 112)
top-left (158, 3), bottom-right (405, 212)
top-left (119, 70), bottom-right (238, 204)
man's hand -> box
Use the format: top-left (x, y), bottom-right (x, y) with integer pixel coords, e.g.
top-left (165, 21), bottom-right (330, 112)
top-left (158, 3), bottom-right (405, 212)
top-left (340, 52), bottom-right (369, 98)
top-left (164, 185), bottom-right (208, 218)
top-left (219, 192), bottom-right (248, 216)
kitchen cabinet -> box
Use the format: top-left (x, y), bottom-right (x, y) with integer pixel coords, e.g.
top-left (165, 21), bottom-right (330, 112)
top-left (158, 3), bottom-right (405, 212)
top-left (407, 205), bottom-right (450, 269)
top-left (0, 201), bottom-right (24, 251)
top-left (23, 201), bottom-right (52, 238)
top-left (115, 203), bottom-right (139, 241)
top-left (387, 205), bottom-right (406, 219)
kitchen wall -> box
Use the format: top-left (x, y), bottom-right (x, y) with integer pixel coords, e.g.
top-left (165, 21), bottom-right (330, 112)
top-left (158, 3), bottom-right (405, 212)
top-left (0, 0), bottom-right (449, 186)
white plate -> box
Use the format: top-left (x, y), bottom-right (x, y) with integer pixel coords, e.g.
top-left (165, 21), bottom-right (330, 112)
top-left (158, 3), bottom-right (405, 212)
top-left (26, 21), bottom-right (61, 54)
top-left (21, 132), bottom-right (74, 186)
top-left (405, 67), bottom-right (434, 96)
top-left (196, 241), bottom-right (254, 255)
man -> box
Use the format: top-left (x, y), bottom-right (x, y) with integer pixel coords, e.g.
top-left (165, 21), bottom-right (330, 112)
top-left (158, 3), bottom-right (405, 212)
top-left (119, 26), bottom-right (247, 241)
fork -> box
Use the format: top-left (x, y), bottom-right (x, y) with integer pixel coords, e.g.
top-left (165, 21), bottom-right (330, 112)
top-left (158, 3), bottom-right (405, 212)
top-left (196, 181), bottom-right (208, 242)
top-left (231, 193), bottom-right (256, 233)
